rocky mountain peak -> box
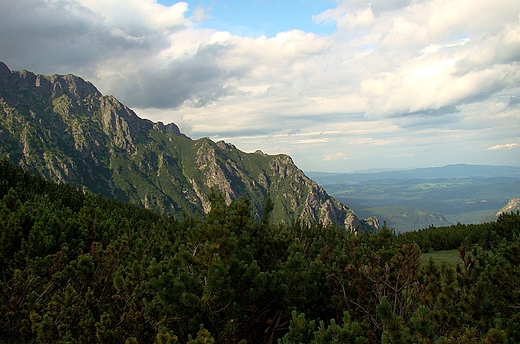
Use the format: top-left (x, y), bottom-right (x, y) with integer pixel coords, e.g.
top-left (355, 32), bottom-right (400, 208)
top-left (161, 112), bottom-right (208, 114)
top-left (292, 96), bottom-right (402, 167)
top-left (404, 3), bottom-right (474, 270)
top-left (98, 95), bottom-right (151, 151)
top-left (153, 121), bottom-right (187, 138)
top-left (46, 73), bottom-right (101, 101)
top-left (0, 63), bottom-right (100, 106)
top-left (0, 62), bottom-right (377, 232)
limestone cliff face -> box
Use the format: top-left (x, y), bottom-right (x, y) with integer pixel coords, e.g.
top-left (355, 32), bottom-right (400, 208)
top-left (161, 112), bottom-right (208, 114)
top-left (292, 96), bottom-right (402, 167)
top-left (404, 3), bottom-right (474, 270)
top-left (266, 154), bottom-right (361, 229)
top-left (0, 62), bottom-right (376, 231)
top-left (495, 198), bottom-right (520, 217)
top-left (185, 143), bottom-right (372, 230)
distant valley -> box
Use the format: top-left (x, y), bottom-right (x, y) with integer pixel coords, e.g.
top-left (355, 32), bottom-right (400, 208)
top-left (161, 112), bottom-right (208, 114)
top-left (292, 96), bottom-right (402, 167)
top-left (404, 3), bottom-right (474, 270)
top-left (307, 165), bottom-right (520, 232)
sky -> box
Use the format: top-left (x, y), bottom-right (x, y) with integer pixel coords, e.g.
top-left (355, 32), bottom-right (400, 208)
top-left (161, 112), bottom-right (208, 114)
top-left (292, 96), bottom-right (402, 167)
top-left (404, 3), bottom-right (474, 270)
top-left (0, 0), bottom-right (519, 172)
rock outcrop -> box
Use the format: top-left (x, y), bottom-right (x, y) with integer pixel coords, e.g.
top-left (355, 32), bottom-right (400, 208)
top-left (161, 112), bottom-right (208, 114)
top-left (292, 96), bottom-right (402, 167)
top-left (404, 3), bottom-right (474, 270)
top-left (495, 198), bottom-right (520, 217)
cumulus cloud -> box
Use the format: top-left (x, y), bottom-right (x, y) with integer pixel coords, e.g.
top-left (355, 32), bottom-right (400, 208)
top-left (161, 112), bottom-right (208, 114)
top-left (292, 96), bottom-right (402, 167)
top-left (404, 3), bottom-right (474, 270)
top-left (0, 0), bottom-right (519, 171)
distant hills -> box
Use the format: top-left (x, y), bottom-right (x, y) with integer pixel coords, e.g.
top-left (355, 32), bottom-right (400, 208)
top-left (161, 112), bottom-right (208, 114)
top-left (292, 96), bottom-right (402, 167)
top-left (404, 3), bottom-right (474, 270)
top-left (0, 62), bottom-right (377, 231)
top-left (308, 165), bottom-right (520, 231)
top-left (307, 164), bottom-right (520, 185)
top-left (355, 206), bottom-right (452, 233)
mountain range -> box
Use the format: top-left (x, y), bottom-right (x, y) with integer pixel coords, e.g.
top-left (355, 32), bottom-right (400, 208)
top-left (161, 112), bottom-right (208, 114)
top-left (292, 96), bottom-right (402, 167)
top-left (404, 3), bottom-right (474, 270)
top-left (307, 164), bottom-right (520, 185)
top-left (0, 62), bottom-right (377, 231)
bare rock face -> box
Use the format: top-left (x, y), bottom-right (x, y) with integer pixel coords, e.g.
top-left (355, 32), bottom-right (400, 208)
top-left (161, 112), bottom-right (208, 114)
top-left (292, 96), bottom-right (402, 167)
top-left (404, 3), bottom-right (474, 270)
top-left (154, 121), bottom-right (186, 137)
top-left (495, 198), bottom-right (520, 217)
top-left (363, 216), bottom-right (381, 230)
top-left (0, 62), bottom-right (377, 232)
top-left (99, 96), bottom-right (146, 152)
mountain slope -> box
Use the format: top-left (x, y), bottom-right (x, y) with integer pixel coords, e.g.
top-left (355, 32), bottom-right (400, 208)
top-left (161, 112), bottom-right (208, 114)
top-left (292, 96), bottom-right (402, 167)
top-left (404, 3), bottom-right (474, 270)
top-left (0, 62), bottom-right (373, 231)
top-left (480, 198), bottom-right (520, 223)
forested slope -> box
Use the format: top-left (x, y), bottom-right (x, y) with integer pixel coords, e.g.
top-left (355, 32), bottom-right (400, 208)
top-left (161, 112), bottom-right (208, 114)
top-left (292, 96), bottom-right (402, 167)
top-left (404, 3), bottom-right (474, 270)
top-left (1, 160), bottom-right (520, 343)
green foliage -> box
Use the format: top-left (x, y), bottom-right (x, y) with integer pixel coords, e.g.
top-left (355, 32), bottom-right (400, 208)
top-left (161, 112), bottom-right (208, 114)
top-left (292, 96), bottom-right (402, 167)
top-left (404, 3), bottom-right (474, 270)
top-left (279, 310), bottom-right (367, 344)
top-left (278, 311), bottom-right (316, 344)
top-left (1, 161), bottom-right (520, 343)
top-left (420, 249), bottom-right (461, 266)
top-left (187, 325), bottom-right (215, 343)
top-left (397, 221), bottom-right (497, 252)
top-left (493, 210), bottom-right (520, 242)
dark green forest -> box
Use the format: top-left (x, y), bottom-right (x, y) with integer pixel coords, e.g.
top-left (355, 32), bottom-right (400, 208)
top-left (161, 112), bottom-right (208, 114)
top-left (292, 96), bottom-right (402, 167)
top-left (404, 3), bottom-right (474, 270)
top-left (1, 159), bottom-right (520, 343)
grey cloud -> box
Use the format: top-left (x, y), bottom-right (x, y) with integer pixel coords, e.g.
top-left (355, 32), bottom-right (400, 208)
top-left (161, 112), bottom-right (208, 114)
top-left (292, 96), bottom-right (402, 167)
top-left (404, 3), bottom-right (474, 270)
top-left (114, 43), bottom-right (246, 109)
top-left (459, 79), bottom-right (512, 106)
top-left (286, 128), bottom-right (301, 135)
top-left (456, 41), bottom-right (520, 76)
top-left (370, 0), bottom-right (412, 15)
top-left (508, 96), bottom-right (520, 107)
top-left (402, 86), bottom-right (505, 119)
top-left (388, 105), bottom-right (461, 128)
top-left (343, 0), bottom-right (412, 13)
top-left (395, 111), bottom-right (462, 129)
top-left (0, 0), bottom-right (97, 70)
top-left (409, 105), bottom-right (460, 117)
top-left (0, 0), bottom-right (177, 74)
top-left (0, 0), bottom-right (95, 40)
top-left (496, 43), bottom-right (520, 65)
top-left (0, 0), bottom-right (249, 112)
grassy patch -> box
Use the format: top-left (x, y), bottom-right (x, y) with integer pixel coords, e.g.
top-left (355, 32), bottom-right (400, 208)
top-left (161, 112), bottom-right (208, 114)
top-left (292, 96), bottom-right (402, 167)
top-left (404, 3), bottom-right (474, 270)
top-left (420, 249), bottom-right (461, 266)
